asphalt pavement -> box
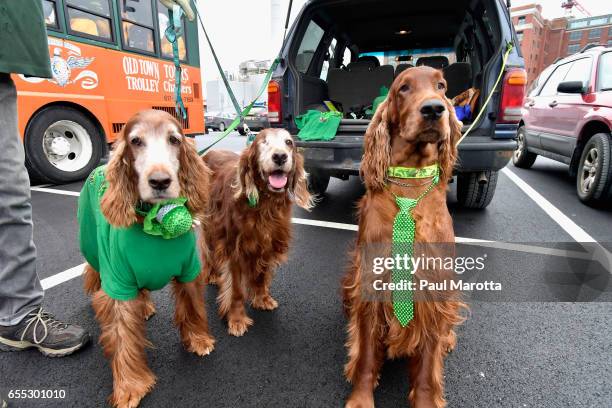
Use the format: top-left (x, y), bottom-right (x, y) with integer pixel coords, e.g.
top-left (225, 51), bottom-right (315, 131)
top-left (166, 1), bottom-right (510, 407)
top-left (0, 132), bottom-right (610, 408)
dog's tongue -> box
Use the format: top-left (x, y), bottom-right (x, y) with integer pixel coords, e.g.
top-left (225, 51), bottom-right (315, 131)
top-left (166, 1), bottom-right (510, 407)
top-left (268, 172), bottom-right (288, 189)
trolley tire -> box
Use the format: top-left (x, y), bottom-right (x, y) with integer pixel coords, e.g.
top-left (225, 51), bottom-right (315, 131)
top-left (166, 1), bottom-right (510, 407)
top-left (24, 106), bottom-right (106, 184)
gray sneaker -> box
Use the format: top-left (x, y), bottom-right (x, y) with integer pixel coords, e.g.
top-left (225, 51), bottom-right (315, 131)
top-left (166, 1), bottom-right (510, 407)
top-left (0, 307), bottom-right (89, 357)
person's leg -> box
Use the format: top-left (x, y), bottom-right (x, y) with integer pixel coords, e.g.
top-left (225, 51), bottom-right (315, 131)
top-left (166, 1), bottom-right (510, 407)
top-left (0, 73), bottom-right (88, 356)
top-left (0, 73), bottom-right (44, 326)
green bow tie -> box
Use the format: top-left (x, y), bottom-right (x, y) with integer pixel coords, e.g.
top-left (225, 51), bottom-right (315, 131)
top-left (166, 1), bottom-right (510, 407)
top-left (392, 197), bottom-right (418, 327)
top-left (136, 198), bottom-right (193, 239)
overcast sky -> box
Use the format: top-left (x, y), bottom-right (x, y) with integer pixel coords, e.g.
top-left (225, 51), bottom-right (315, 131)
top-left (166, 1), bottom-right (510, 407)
top-left (511, 0), bottom-right (611, 19)
top-left (195, 0), bottom-right (611, 84)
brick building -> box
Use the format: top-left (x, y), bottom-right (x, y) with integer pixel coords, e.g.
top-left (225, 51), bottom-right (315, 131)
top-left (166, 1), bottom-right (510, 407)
top-left (510, 4), bottom-right (612, 85)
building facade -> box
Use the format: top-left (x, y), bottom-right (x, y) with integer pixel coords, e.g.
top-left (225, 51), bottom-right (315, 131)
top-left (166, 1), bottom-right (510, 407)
top-left (510, 4), bottom-right (612, 85)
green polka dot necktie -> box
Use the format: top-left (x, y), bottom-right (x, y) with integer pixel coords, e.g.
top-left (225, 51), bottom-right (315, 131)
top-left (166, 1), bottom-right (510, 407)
top-left (392, 197), bottom-right (418, 327)
top-left (388, 165), bottom-right (440, 327)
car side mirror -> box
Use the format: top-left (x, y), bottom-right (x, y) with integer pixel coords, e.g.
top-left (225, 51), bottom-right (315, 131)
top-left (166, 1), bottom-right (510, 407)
top-left (557, 80), bottom-right (585, 94)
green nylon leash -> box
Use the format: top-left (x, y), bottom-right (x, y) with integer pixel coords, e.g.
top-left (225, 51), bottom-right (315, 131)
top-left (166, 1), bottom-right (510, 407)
top-left (197, 57), bottom-right (280, 155)
top-left (193, 3), bottom-right (241, 117)
top-left (166, 5), bottom-right (187, 120)
top-left (190, 0), bottom-right (290, 155)
top-left (388, 165), bottom-right (440, 327)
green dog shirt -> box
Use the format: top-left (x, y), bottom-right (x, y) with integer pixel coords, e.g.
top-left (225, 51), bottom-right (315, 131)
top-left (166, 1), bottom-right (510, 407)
top-left (78, 166), bottom-right (201, 301)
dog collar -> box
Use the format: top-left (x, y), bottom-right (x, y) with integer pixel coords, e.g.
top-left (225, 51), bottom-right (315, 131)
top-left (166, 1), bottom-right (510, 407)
top-left (247, 192), bottom-right (258, 208)
top-left (387, 164), bottom-right (439, 179)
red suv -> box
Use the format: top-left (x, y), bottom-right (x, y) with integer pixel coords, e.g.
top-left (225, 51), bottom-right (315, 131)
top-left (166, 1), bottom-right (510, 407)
top-left (514, 45), bottom-right (612, 206)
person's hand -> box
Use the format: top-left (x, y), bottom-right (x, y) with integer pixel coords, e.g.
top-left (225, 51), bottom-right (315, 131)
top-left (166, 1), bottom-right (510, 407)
top-left (159, 0), bottom-right (195, 21)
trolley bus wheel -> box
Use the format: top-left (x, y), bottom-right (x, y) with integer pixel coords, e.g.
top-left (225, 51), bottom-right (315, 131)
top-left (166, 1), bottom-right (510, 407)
top-left (25, 106), bottom-right (106, 184)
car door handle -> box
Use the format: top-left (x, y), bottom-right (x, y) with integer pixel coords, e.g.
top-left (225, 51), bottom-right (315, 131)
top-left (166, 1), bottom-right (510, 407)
top-left (527, 101), bottom-right (535, 107)
top-left (549, 100), bottom-right (558, 107)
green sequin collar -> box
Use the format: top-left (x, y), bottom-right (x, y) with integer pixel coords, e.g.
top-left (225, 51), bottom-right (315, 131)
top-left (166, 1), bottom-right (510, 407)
top-left (387, 164), bottom-right (439, 179)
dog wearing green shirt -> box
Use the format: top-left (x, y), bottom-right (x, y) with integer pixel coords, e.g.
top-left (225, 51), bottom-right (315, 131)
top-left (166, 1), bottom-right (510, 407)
top-left (78, 110), bottom-right (214, 408)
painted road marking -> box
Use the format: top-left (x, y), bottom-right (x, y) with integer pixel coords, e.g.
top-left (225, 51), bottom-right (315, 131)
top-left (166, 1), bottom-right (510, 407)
top-left (292, 217), bottom-right (358, 231)
top-left (41, 263), bottom-right (86, 290)
top-left (31, 186), bottom-right (80, 197)
top-left (502, 167), bottom-right (612, 273)
top-left (32, 183), bottom-right (608, 291)
top-left (501, 168), bottom-right (595, 243)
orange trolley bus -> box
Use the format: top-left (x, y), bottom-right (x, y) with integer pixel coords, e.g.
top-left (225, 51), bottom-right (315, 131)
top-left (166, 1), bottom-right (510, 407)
top-left (14, 0), bottom-right (203, 184)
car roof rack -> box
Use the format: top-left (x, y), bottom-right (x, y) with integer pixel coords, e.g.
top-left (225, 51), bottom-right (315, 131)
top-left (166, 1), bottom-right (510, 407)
top-left (579, 43), bottom-right (602, 53)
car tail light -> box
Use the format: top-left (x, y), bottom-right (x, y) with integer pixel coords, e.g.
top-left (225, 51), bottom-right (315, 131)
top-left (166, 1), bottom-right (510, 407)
top-left (498, 68), bottom-right (527, 123)
top-left (268, 80), bottom-right (282, 123)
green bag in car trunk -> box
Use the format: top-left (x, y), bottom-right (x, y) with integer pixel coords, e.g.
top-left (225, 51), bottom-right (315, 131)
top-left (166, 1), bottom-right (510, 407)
top-left (295, 110), bottom-right (342, 141)
top-left (365, 86), bottom-right (389, 117)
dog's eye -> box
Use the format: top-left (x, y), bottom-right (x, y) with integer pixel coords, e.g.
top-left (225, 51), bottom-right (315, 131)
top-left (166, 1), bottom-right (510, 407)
top-left (285, 139), bottom-right (293, 147)
top-left (130, 137), bottom-right (142, 147)
top-left (437, 82), bottom-right (446, 90)
top-left (399, 84), bottom-right (410, 93)
top-left (168, 135), bottom-right (181, 146)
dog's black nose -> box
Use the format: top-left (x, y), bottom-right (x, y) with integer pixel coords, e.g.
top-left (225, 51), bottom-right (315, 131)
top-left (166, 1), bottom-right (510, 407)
top-left (272, 153), bottom-right (288, 166)
top-left (148, 175), bottom-right (171, 191)
top-left (420, 99), bottom-right (446, 121)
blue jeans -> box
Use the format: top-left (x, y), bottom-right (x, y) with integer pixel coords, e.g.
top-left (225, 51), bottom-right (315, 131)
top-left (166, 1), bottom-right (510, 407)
top-left (0, 73), bottom-right (44, 326)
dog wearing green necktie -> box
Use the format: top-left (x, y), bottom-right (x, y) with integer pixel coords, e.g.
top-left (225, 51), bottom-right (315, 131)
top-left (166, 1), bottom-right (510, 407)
top-left (342, 66), bottom-right (468, 408)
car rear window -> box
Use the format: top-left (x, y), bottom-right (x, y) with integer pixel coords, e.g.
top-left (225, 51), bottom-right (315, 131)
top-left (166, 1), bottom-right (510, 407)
top-left (360, 48), bottom-right (456, 70)
top-left (295, 20), bottom-right (325, 74)
top-left (598, 52), bottom-right (612, 91)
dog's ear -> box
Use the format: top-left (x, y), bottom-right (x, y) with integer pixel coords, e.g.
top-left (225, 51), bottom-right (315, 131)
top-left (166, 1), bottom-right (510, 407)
top-left (233, 140), bottom-right (259, 203)
top-left (100, 137), bottom-right (137, 227)
top-left (289, 150), bottom-right (314, 210)
top-left (438, 97), bottom-right (461, 182)
top-left (361, 100), bottom-right (391, 191)
top-left (179, 138), bottom-right (210, 219)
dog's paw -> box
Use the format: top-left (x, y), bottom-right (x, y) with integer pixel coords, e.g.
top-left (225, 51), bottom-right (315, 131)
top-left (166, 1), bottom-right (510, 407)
top-left (252, 295), bottom-right (278, 311)
top-left (111, 376), bottom-right (155, 408)
top-left (185, 333), bottom-right (216, 356)
top-left (345, 391), bottom-right (375, 408)
top-left (207, 273), bottom-right (219, 286)
top-left (143, 302), bottom-right (156, 321)
top-left (227, 315), bottom-right (253, 337)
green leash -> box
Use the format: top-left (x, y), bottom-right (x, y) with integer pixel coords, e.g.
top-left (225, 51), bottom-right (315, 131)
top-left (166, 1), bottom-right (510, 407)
top-left (166, 5), bottom-right (187, 120)
top-left (198, 57), bottom-right (280, 155)
top-left (387, 165), bottom-right (440, 327)
top-left (190, 0), bottom-right (293, 155)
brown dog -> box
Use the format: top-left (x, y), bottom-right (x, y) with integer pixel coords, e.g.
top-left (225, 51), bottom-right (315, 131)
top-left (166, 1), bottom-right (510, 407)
top-left (201, 128), bottom-right (313, 336)
top-left (343, 66), bottom-right (467, 408)
top-left (80, 110), bottom-right (214, 408)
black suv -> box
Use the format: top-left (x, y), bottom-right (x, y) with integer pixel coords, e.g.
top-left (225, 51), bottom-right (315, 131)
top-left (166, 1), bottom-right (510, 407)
top-left (268, 0), bottom-right (525, 209)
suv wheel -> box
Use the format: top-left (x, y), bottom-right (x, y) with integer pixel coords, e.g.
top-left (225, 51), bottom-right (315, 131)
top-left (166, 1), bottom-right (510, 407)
top-left (307, 170), bottom-right (330, 197)
top-left (218, 122), bottom-right (226, 132)
top-left (576, 133), bottom-right (612, 206)
top-left (512, 126), bottom-right (537, 168)
top-left (456, 170), bottom-right (499, 209)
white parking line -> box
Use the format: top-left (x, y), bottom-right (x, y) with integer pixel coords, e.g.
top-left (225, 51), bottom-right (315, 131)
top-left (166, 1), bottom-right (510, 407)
top-left (501, 167), bottom-right (595, 243)
top-left (501, 167), bottom-right (612, 273)
top-left (32, 182), bottom-right (608, 291)
top-left (41, 263), bottom-right (86, 290)
top-left (292, 217), bottom-right (358, 231)
top-left (31, 186), bottom-right (80, 197)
